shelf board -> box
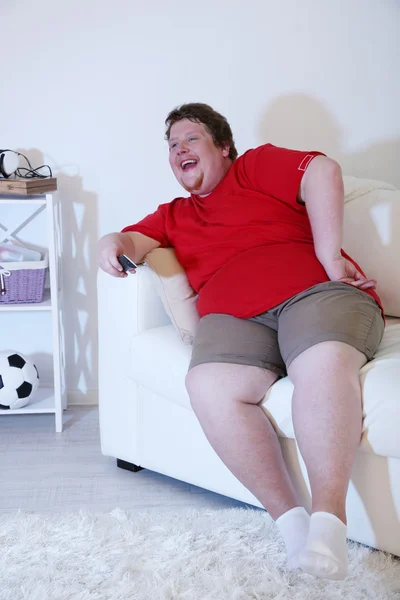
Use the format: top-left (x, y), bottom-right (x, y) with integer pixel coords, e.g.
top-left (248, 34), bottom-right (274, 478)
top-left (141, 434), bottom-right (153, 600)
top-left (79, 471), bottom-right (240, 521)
top-left (0, 289), bottom-right (52, 311)
top-left (0, 386), bottom-right (57, 415)
top-left (0, 197), bottom-right (47, 205)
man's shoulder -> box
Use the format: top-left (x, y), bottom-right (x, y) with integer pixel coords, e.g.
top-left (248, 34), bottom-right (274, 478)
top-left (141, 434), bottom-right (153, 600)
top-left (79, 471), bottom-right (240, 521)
top-left (237, 143), bottom-right (323, 170)
top-left (170, 195), bottom-right (192, 207)
top-left (239, 143), bottom-right (287, 159)
top-left (159, 195), bottom-right (192, 215)
top-left (234, 143), bottom-right (280, 169)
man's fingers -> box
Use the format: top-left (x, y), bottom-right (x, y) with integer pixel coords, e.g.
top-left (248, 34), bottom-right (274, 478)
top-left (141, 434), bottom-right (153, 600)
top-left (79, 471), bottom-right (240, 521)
top-left (340, 277), bottom-right (357, 286)
top-left (359, 281), bottom-right (377, 290)
top-left (97, 254), bottom-right (129, 277)
top-left (347, 279), bottom-right (377, 290)
top-left (349, 279), bottom-right (366, 287)
top-left (340, 275), bottom-right (377, 289)
top-left (103, 259), bottom-right (127, 277)
top-left (109, 256), bottom-right (124, 273)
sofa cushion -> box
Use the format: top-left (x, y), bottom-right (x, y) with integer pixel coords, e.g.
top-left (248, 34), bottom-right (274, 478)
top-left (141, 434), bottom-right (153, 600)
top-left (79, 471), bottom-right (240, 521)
top-left (343, 177), bottom-right (400, 317)
top-left (129, 318), bottom-right (400, 460)
top-left (144, 248), bottom-right (200, 345)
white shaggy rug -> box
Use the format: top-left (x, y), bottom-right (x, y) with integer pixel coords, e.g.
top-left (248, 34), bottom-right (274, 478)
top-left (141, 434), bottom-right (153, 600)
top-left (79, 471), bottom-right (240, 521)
top-left (1, 508), bottom-right (399, 600)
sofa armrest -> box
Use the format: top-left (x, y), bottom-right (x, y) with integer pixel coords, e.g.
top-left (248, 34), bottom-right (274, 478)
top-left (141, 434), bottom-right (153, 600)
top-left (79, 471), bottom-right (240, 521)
top-left (97, 265), bottom-right (170, 336)
top-left (97, 265), bottom-right (170, 462)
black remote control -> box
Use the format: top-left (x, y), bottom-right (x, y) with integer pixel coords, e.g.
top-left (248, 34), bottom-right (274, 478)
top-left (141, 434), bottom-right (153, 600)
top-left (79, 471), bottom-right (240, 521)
top-left (117, 254), bottom-right (138, 271)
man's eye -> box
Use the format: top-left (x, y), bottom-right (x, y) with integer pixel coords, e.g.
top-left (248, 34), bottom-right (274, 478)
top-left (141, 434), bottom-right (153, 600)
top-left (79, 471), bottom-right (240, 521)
top-left (169, 143), bottom-right (177, 150)
top-left (189, 137), bottom-right (198, 142)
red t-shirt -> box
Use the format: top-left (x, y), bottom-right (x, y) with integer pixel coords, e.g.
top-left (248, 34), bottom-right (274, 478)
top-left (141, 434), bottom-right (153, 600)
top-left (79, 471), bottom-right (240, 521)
top-left (122, 144), bottom-right (382, 318)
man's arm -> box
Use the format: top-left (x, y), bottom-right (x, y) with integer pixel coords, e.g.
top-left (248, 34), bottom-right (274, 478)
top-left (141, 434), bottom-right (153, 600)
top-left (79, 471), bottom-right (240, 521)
top-left (298, 156), bottom-right (376, 290)
top-left (97, 231), bottom-right (161, 278)
top-left (297, 156), bottom-right (343, 264)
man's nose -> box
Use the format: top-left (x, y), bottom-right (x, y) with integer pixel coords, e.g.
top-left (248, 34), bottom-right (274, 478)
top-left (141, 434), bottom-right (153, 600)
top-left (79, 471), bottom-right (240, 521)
top-left (177, 141), bottom-right (189, 154)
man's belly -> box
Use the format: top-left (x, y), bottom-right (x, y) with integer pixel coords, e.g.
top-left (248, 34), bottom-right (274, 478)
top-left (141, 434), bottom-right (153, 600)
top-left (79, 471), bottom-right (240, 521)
top-left (196, 243), bottom-right (329, 318)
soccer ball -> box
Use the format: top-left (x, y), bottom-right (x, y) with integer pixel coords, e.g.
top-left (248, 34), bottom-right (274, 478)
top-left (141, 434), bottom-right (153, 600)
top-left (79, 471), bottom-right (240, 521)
top-left (0, 351), bottom-right (39, 410)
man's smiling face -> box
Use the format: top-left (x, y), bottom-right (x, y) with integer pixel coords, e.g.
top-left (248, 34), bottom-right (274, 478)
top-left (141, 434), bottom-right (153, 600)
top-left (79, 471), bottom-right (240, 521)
top-left (168, 119), bottom-right (231, 196)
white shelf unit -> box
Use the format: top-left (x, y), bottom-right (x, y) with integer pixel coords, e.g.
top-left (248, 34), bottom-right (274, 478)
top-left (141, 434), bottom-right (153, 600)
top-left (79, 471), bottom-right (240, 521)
top-left (0, 193), bottom-right (67, 432)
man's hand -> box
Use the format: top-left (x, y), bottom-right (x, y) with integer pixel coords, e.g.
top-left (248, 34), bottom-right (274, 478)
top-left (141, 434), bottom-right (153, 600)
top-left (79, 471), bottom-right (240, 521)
top-left (322, 256), bottom-right (377, 290)
top-left (97, 233), bottom-right (132, 278)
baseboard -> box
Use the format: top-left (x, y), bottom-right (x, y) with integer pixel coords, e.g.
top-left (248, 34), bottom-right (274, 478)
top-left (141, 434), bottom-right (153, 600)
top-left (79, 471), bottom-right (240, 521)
top-left (68, 390), bottom-right (98, 406)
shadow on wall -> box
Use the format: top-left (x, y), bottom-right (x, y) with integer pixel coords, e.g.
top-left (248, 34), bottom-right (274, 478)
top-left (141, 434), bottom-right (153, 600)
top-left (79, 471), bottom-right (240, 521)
top-left (12, 149), bottom-right (98, 404)
top-left (258, 94), bottom-right (400, 188)
top-left (56, 171), bottom-right (98, 402)
top-left (259, 93), bottom-right (400, 554)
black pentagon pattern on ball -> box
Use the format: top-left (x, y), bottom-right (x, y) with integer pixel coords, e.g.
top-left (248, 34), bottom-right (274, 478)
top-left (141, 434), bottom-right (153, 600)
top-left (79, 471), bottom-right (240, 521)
top-left (8, 353), bottom-right (26, 369)
top-left (0, 371), bottom-right (9, 407)
top-left (17, 381), bottom-right (33, 399)
top-left (0, 372), bottom-right (6, 408)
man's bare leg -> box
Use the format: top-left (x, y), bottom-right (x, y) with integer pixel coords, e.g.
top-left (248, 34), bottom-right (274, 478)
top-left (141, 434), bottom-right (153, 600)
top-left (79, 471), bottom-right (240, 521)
top-left (186, 362), bottom-right (309, 568)
top-left (288, 341), bottom-right (367, 580)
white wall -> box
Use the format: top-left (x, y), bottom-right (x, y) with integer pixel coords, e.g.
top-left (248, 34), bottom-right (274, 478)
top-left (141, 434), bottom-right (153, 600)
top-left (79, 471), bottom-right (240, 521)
top-left (1, 0), bottom-right (399, 401)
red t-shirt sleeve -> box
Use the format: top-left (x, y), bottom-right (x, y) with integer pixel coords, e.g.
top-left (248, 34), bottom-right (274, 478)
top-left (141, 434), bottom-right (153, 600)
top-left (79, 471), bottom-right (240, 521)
top-left (238, 143), bottom-right (326, 207)
top-left (121, 203), bottom-right (170, 247)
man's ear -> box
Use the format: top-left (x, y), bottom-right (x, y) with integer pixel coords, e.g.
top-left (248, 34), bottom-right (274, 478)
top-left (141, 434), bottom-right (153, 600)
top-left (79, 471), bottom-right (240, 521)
top-left (222, 145), bottom-right (230, 158)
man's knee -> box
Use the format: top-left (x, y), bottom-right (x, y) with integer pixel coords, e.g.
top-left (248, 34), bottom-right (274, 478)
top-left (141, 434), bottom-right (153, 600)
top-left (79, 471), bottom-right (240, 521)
top-left (185, 362), bottom-right (278, 409)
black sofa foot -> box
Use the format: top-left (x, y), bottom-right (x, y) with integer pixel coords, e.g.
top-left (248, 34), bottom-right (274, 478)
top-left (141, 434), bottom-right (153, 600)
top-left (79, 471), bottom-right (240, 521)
top-left (117, 458), bottom-right (144, 472)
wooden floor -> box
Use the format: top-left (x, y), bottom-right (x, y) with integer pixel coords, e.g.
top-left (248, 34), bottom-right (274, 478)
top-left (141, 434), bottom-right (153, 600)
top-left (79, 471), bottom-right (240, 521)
top-left (0, 406), bottom-right (245, 515)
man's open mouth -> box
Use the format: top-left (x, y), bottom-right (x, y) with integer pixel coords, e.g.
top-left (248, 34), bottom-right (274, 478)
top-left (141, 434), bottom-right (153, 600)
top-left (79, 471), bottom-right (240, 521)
top-left (180, 159), bottom-right (198, 171)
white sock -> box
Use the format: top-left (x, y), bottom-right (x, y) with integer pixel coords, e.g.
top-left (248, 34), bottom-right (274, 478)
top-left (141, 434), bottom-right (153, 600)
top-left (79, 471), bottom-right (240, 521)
top-left (276, 506), bottom-right (310, 570)
top-left (299, 511), bottom-right (348, 580)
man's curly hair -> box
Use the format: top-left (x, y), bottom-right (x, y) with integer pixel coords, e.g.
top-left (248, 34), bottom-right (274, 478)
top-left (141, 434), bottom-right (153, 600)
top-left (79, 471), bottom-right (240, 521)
top-left (165, 103), bottom-right (238, 161)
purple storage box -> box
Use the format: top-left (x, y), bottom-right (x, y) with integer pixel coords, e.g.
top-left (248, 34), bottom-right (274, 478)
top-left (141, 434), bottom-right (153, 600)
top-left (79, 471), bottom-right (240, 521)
top-left (0, 255), bottom-right (48, 304)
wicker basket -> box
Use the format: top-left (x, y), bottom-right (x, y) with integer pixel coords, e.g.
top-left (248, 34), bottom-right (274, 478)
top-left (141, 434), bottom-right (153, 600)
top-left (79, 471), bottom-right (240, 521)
top-left (0, 255), bottom-right (48, 304)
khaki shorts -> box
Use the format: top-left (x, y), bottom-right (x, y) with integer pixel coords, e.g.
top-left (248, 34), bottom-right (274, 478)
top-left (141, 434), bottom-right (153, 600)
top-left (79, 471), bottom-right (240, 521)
top-left (189, 281), bottom-right (384, 377)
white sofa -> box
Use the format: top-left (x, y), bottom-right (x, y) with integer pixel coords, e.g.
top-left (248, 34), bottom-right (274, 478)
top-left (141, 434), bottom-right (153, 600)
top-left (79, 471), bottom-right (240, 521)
top-left (97, 265), bottom-right (400, 557)
top-left (97, 176), bottom-right (400, 557)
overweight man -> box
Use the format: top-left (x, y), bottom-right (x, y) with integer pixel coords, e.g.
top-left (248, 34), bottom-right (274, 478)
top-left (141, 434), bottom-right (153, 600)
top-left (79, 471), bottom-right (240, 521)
top-left (97, 103), bottom-right (384, 580)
